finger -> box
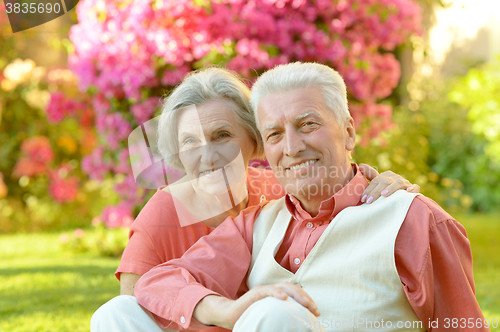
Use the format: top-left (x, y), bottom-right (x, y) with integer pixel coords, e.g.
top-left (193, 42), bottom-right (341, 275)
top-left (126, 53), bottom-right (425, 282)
top-left (363, 181), bottom-right (391, 203)
top-left (407, 183), bottom-right (420, 193)
top-left (361, 177), bottom-right (389, 203)
top-left (275, 282), bottom-right (320, 316)
top-left (358, 163), bottom-right (380, 181)
top-left (223, 287), bottom-right (290, 329)
top-left (368, 177), bottom-right (416, 202)
top-left (247, 285), bottom-right (288, 302)
top-left (376, 181), bottom-right (405, 198)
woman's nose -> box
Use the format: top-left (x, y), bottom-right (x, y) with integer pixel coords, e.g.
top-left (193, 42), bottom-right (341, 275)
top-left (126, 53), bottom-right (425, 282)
top-left (200, 142), bottom-right (220, 165)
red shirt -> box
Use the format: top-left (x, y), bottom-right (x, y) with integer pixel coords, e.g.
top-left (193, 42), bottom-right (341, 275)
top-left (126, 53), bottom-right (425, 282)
top-left (135, 165), bottom-right (487, 331)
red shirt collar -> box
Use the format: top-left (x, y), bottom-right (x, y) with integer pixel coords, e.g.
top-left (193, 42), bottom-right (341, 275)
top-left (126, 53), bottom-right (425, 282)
top-left (285, 164), bottom-right (368, 224)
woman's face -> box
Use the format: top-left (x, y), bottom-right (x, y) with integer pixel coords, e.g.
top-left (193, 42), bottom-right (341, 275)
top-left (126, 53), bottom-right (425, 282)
top-left (176, 99), bottom-right (256, 196)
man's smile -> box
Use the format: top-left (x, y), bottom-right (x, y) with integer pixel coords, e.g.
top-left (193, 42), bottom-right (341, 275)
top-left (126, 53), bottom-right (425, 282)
top-left (285, 159), bottom-right (319, 171)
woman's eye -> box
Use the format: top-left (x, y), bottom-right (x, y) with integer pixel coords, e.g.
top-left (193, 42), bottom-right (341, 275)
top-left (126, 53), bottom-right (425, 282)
top-left (218, 132), bottom-right (230, 139)
top-left (183, 138), bottom-right (195, 145)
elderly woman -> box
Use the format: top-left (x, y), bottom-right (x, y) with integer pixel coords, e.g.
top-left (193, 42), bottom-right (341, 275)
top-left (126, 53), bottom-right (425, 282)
top-left (105, 67), bottom-right (418, 332)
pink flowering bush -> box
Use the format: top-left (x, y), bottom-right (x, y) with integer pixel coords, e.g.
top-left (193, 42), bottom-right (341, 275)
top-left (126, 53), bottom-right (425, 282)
top-left (66, 0), bottom-right (422, 231)
top-left (99, 202), bottom-right (135, 228)
top-left (13, 137), bottom-right (55, 178)
top-left (49, 164), bottom-right (80, 203)
top-left (45, 92), bottom-right (91, 123)
top-left (70, 0), bottom-right (421, 116)
top-left (0, 56), bottom-right (118, 233)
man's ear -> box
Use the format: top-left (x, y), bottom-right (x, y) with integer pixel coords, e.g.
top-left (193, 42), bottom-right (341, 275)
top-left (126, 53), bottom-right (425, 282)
top-left (345, 117), bottom-right (356, 151)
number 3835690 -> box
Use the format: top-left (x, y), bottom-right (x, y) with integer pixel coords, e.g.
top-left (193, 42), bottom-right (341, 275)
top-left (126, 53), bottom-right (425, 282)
top-left (6, 2), bottom-right (61, 14)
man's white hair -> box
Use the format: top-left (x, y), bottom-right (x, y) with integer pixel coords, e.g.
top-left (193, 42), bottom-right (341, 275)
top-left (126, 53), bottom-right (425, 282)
top-left (157, 67), bottom-right (263, 170)
top-left (250, 62), bottom-right (351, 129)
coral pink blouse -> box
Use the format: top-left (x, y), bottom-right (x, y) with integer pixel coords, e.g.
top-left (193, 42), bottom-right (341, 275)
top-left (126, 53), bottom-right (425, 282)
top-left (116, 167), bottom-right (284, 280)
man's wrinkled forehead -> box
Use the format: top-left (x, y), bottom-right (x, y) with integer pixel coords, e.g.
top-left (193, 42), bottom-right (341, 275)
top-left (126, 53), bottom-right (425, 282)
top-left (262, 111), bottom-right (321, 132)
top-left (257, 87), bottom-right (327, 129)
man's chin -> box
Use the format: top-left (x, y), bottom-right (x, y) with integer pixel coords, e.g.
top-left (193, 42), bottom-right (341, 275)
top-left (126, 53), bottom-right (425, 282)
top-left (285, 177), bottom-right (341, 198)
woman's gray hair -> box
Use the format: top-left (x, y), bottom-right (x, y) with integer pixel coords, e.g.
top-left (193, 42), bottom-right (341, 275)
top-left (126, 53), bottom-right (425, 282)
top-left (157, 67), bottom-right (263, 170)
top-left (250, 62), bottom-right (351, 129)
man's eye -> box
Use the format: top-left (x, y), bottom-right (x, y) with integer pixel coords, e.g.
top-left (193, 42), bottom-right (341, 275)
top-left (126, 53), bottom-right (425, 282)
top-left (302, 121), bottom-right (319, 131)
top-left (267, 132), bottom-right (279, 141)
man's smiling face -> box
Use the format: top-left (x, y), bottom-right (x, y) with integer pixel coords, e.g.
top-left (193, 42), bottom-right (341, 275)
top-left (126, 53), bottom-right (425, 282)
top-left (257, 87), bottom-right (355, 208)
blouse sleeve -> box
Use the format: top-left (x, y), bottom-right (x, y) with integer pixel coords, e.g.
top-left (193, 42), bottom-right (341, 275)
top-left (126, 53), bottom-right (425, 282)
top-left (115, 220), bottom-right (163, 280)
top-left (115, 190), bottom-right (212, 280)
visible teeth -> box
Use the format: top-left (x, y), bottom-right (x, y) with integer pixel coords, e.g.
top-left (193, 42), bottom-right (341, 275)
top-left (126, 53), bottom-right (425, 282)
top-left (201, 167), bottom-right (225, 176)
top-left (289, 160), bottom-right (317, 170)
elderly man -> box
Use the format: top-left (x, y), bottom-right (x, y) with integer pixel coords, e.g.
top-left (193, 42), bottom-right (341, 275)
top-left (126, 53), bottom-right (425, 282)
top-left (93, 63), bottom-right (487, 332)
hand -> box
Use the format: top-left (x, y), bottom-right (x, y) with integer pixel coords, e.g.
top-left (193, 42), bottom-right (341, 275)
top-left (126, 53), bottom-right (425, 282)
top-left (193, 282), bottom-right (320, 329)
top-left (359, 163), bottom-right (420, 204)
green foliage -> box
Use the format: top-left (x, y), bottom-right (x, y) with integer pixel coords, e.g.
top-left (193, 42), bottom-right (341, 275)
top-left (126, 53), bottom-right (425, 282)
top-left (356, 56), bottom-right (500, 213)
top-left (448, 57), bottom-right (500, 164)
top-left (353, 106), bottom-right (445, 208)
top-left (420, 61), bottom-right (500, 212)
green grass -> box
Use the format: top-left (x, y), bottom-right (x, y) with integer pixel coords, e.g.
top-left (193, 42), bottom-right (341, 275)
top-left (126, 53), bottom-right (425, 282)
top-left (457, 212), bottom-right (500, 330)
top-left (0, 212), bottom-right (499, 331)
top-left (0, 233), bottom-right (120, 332)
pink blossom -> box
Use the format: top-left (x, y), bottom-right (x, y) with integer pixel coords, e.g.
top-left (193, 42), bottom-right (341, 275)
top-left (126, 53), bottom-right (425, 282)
top-left (82, 146), bottom-right (113, 180)
top-left (114, 174), bottom-right (141, 205)
top-left (161, 66), bottom-right (191, 86)
top-left (13, 159), bottom-right (48, 178)
top-left (49, 164), bottom-right (80, 203)
top-left (100, 202), bottom-right (134, 228)
top-left (22, 136), bottom-right (54, 163)
top-left (45, 93), bottom-right (66, 123)
top-left (96, 112), bottom-right (132, 150)
top-left (49, 176), bottom-right (79, 203)
top-left (13, 136), bottom-right (54, 177)
top-left (130, 97), bottom-right (160, 124)
top-left (113, 149), bottom-right (132, 174)
top-left (46, 92), bottom-right (90, 124)
top-left (92, 94), bottom-right (111, 117)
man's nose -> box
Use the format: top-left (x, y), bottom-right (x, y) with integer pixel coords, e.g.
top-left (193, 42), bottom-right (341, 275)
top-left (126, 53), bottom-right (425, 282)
top-left (200, 142), bottom-right (220, 165)
top-left (284, 129), bottom-right (306, 156)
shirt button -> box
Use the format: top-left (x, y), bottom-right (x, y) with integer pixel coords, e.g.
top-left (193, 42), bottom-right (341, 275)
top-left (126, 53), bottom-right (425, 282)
top-left (180, 316), bottom-right (186, 324)
top-left (294, 257), bottom-right (301, 265)
top-left (306, 222), bottom-right (313, 229)
top-left (260, 195), bottom-right (266, 203)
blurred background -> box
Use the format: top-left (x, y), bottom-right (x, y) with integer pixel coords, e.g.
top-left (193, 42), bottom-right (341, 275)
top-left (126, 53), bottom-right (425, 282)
top-left (0, 0), bottom-right (499, 331)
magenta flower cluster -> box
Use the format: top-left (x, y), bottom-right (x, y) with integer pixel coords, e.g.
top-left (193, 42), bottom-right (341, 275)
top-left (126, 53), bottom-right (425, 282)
top-left (70, 0), bottom-right (420, 105)
top-left (46, 92), bottom-right (89, 123)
